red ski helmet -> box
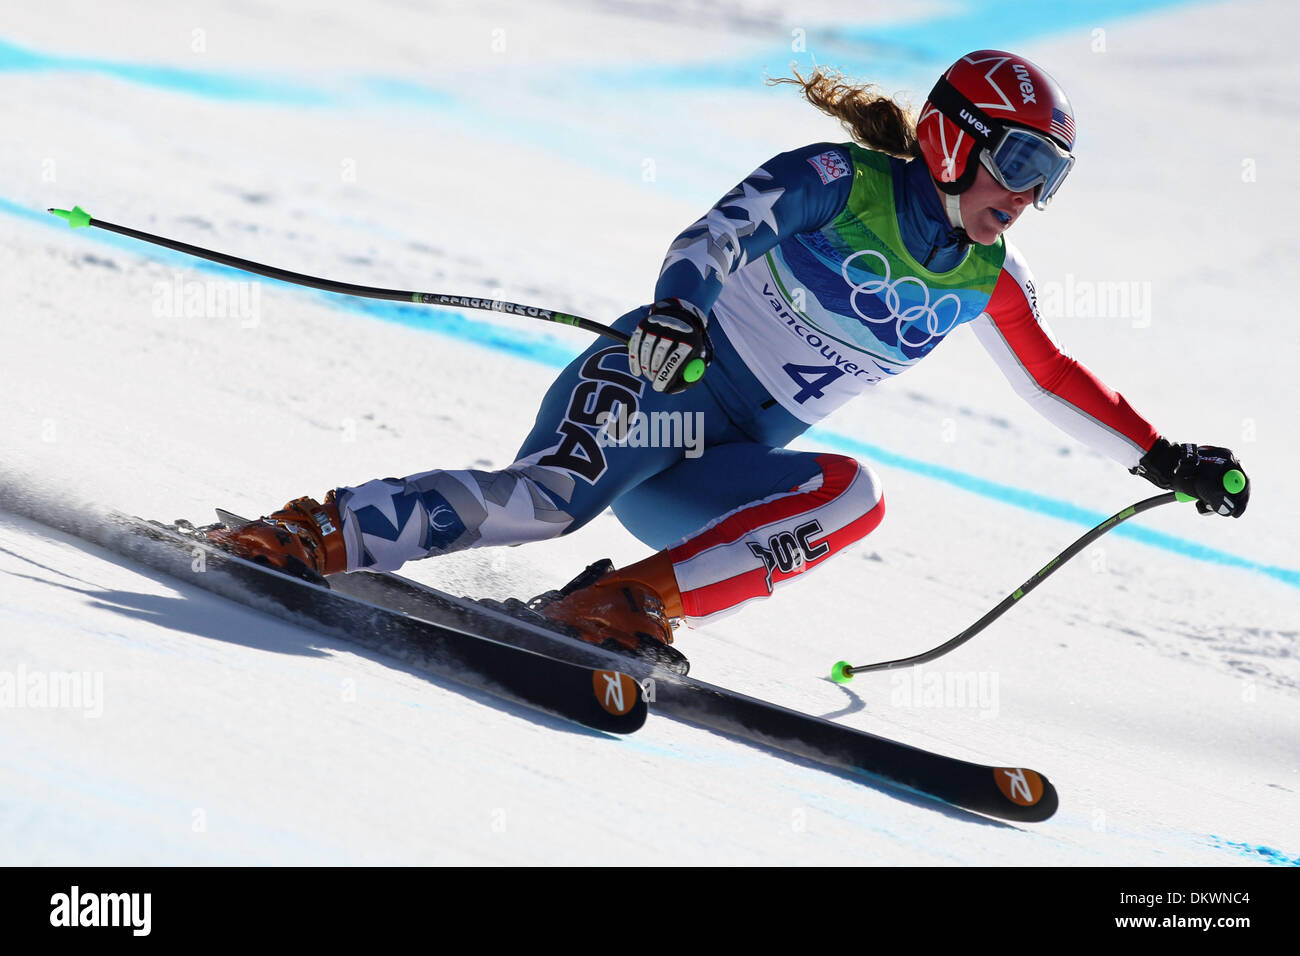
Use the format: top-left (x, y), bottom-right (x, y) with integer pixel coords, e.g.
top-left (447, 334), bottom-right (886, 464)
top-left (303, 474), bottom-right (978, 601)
top-left (918, 50), bottom-right (1076, 209)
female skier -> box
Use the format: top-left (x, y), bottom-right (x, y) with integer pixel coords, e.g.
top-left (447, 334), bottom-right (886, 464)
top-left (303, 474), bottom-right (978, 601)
top-left (212, 50), bottom-right (1249, 660)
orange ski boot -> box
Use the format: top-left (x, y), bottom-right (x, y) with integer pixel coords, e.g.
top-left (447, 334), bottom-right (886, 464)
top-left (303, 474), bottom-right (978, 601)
top-left (535, 552), bottom-right (689, 673)
top-left (205, 492), bottom-right (348, 581)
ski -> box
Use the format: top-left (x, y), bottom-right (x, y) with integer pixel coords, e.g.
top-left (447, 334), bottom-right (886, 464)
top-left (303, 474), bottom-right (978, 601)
top-left (210, 513), bottom-right (1058, 822)
top-left (44, 510), bottom-right (648, 735)
top-left (345, 562), bottom-right (1057, 821)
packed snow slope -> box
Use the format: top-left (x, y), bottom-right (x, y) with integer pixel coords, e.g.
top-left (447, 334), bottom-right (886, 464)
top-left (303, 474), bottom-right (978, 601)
top-left (1, 0), bottom-right (1296, 864)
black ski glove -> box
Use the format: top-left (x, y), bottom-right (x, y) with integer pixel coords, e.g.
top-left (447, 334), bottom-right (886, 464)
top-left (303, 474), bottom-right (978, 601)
top-left (1131, 438), bottom-right (1250, 517)
top-left (627, 297), bottom-right (712, 394)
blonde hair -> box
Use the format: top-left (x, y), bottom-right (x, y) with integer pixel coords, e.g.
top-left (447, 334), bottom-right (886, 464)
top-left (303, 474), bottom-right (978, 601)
top-left (770, 67), bottom-right (922, 159)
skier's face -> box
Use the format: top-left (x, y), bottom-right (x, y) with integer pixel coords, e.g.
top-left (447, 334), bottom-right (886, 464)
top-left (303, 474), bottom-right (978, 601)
top-left (960, 165), bottom-right (1036, 245)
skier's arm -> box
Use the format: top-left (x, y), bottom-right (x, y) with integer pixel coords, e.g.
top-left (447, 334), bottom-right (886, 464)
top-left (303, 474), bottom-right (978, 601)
top-left (652, 143), bottom-right (854, 315)
top-left (632, 144), bottom-right (854, 392)
top-left (968, 243), bottom-right (1159, 468)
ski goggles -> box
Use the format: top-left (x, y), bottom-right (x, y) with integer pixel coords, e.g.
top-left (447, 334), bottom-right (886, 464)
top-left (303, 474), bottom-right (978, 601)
top-left (979, 126), bottom-right (1075, 209)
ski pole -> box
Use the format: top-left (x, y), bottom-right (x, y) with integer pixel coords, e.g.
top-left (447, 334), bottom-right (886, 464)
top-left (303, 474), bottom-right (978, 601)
top-left (829, 472), bottom-right (1244, 682)
top-left (47, 205), bottom-right (707, 385)
top-left (46, 205), bottom-right (622, 339)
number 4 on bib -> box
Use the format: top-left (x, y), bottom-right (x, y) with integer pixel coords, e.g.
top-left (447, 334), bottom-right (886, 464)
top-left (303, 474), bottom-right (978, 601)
top-left (782, 363), bottom-right (845, 404)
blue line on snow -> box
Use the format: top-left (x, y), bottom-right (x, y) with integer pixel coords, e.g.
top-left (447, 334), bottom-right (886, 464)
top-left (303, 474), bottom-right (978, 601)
top-left (0, 0), bottom-right (1202, 102)
top-left (578, 0), bottom-right (1199, 90)
top-left (0, 38), bottom-right (327, 103)
top-left (835, 0), bottom-right (1199, 63)
top-left (2, 197), bottom-right (580, 369)
top-left (10, 194), bottom-right (1294, 591)
top-left (809, 430), bottom-right (1300, 590)
top-left (1209, 836), bottom-right (1300, 867)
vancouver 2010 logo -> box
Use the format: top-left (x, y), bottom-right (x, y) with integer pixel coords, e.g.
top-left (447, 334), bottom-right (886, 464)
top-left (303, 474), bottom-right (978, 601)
top-left (841, 249), bottom-right (962, 349)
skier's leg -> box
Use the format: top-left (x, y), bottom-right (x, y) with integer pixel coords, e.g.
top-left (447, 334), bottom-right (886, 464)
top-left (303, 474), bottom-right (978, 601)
top-left (333, 306), bottom-right (736, 572)
top-left (333, 460), bottom-right (578, 572)
top-left (609, 444), bottom-right (885, 622)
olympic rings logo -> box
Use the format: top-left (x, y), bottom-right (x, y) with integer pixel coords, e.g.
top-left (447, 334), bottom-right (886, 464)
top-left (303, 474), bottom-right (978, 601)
top-left (841, 250), bottom-right (963, 349)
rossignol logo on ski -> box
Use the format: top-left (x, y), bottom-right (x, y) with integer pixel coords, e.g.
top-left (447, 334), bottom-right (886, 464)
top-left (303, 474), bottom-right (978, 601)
top-left (994, 767), bottom-right (1045, 806)
top-left (747, 520), bottom-right (830, 593)
top-left (593, 670), bottom-right (639, 716)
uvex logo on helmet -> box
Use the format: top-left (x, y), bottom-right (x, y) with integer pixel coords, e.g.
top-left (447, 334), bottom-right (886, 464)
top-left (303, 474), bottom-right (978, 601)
top-left (917, 50), bottom-right (1075, 199)
top-left (1011, 63), bottom-right (1036, 103)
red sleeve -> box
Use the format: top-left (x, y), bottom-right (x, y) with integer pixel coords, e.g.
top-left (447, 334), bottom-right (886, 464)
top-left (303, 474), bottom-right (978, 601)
top-left (971, 247), bottom-right (1159, 467)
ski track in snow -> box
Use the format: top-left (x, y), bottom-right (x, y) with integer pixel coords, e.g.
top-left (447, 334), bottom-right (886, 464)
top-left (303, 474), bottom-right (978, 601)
top-left (1, 0), bottom-right (1298, 864)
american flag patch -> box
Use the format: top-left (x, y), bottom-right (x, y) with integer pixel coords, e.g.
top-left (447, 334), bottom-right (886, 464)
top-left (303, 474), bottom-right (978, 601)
top-left (1050, 108), bottom-right (1075, 148)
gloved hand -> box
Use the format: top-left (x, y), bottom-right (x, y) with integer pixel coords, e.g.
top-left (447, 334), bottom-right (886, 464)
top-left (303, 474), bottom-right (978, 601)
top-left (1131, 438), bottom-right (1250, 517)
top-left (627, 297), bottom-right (711, 394)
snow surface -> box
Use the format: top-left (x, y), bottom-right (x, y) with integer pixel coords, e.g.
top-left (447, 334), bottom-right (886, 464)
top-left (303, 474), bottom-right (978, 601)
top-left (1, 0), bottom-right (1297, 864)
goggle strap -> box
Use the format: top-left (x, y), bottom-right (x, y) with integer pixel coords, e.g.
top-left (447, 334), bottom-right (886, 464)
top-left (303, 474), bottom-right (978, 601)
top-left (926, 77), bottom-right (999, 149)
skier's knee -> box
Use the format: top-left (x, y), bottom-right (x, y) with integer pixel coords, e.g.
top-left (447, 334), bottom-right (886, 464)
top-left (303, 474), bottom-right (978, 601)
top-left (839, 458), bottom-right (885, 539)
top-left (804, 454), bottom-right (885, 543)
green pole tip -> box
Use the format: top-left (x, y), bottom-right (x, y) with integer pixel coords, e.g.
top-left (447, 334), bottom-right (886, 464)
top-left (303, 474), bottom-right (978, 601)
top-left (49, 206), bottom-right (92, 229)
top-left (1174, 492), bottom-right (1196, 503)
top-left (683, 358), bottom-right (706, 383)
top-left (1223, 469), bottom-right (1246, 494)
top-left (830, 660), bottom-right (855, 684)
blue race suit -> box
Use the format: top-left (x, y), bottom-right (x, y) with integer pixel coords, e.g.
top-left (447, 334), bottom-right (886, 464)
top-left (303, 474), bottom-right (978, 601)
top-left (333, 143), bottom-right (1156, 621)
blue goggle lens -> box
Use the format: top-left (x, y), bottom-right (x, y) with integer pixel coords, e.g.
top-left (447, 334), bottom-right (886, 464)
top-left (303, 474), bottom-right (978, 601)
top-left (983, 128), bottom-right (1075, 208)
